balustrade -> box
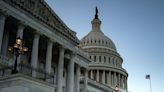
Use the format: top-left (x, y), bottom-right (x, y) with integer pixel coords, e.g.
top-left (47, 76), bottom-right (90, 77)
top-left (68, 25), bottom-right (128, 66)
top-left (0, 55), bottom-right (9, 66)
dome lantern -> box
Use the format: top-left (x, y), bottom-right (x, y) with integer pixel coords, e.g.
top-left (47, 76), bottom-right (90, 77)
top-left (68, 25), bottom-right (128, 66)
top-left (91, 7), bottom-right (101, 32)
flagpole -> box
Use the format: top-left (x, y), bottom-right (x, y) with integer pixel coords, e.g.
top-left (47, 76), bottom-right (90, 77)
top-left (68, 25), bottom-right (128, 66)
top-left (149, 78), bottom-right (152, 92)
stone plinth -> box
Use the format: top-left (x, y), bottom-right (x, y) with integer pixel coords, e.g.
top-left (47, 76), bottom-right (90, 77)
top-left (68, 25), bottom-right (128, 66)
top-left (0, 74), bottom-right (55, 92)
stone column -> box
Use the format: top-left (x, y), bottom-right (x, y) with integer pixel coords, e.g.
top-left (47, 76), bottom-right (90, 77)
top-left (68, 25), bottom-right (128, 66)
top-left (124, 76), bottom-right (126, 89)
top-left (57, 46), bottom-right (65, 92)
top-left (122, 76), bottom-right (125, 89)
top-left (84, 69), bottom-right (88, 92)
top-left (102, 70), bottom-right (105, 84)
top-left (0, 14), bottom-right (6, 53)
top-left (90, 70), bottom-right (93, 79)
top-left (16, 23), bottom-right (25, 65)
top-left (66, 53), bottom-right (75, 92)
top-left (1, 32), bottom-right (9, 56)
top-left (123, 76), bottom-right (125, 89)
top-left (45, 40), bottom-right (53, 74)
top-left (31, 33), bottom-right (40, 77)
top-left (111, 73), bottom-right (113, 85)
top-left (75, 65), bottom-right (80, 92)
top-left (107, 71), bottom-right (111, 86)
top-left (126, 77), bottom-right (128, 89)
top-left (96, 70), bottom-right (99, 82)
top-left (114, 72), bottom-right (116, 86)
top-left (124, 76), bottom-right (127, 89)
top-left (118, 74), bottom-right (120, 87)
top-left (121, 75), bottom-right (123, 88)
top-left (54, 65), bottom-right (57, 84)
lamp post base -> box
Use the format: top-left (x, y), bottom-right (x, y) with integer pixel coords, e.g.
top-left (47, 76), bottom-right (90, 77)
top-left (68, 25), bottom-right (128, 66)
top-left (12, 70), bottom-right (18, 74)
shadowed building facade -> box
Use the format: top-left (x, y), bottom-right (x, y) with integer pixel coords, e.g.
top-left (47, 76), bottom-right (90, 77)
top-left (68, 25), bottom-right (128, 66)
top-left (0, 0), bottom-right (128, 92)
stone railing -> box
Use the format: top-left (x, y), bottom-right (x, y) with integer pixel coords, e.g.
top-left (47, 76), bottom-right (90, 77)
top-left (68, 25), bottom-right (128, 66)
top-left (0, 64), bottom-right (55, 84)
top-left (88, 79), bottom-right (113, 91)
top-left (0, 55), bottom-right (9, 66)
top-left (80, 77), bottom-right (113, 92)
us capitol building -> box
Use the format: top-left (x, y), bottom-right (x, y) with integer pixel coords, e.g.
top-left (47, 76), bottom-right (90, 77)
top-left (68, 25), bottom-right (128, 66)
top-left (0, 0), bottom-right (128, 92)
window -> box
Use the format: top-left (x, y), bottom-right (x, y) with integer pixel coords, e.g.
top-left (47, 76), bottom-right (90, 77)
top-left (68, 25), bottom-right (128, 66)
top-left (99, 56), bottom-right (101, 62)
top-left (104, 56), bottom-right (106, 63)
top-left (108, 57), bottom-right (111, 64)
top-left (94, 56), bottom-right (96, 62)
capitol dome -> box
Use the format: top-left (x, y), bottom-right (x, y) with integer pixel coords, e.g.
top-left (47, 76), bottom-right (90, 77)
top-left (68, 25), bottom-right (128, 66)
top-left (79, 7), bottom-right (128, 90)
top-left (80, 25), bottom-right (117, 51)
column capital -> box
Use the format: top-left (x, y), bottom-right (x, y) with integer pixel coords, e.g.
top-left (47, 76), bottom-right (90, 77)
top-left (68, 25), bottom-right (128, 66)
top-left (34, 32), bottom-right (40, 38)
top-left (17, 21), bottom-right (26, 27)
top-left (58, 45), bottom-right (66, 51)
top-left (47, 38), bottom-right (53, 43)
top-left (70, 51), bottom-right (76, 58)
top-left (0, 10), bottom-right (8, 17)
top-left (16, 22), bottom-right (26, 38)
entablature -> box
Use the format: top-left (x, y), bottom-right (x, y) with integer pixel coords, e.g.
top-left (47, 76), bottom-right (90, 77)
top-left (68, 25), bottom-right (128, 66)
top-left (1, 0), bottom-right (79, 45)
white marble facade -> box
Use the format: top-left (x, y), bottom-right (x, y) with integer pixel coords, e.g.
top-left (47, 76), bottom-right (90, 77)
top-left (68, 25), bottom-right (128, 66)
top-left (0, 0), bottom-right (128, 92)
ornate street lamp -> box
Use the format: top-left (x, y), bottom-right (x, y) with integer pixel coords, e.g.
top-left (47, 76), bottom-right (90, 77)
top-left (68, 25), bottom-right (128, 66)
top-left (8, 37), bottom-right (28, 74)
top-left (115, 85), bottom-right (119, 92)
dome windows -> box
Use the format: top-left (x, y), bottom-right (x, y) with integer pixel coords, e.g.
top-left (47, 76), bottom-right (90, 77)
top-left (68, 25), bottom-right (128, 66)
top-left (108, 57), bottom-right (111, 64)
top-left (104, 56), bottom-right (106, 63)
top-left (99, 56), bottom-right (101, 62)
top-left (94, 56), bottom-right (96, 62)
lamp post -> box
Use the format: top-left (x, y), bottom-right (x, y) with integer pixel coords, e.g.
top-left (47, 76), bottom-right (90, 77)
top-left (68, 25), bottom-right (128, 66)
top-left (115, 85), bottom-right (119, 92)
top-left (8, 37), bottom-right (28, 74)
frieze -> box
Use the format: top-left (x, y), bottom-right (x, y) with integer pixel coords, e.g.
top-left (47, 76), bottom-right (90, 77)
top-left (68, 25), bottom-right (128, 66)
top-left (3, 0), bottom-right (79, 44)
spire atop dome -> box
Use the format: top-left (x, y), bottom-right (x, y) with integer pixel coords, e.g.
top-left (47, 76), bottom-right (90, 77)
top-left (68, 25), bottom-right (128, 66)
top-left (95, 6), bottom-right (99, 19)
